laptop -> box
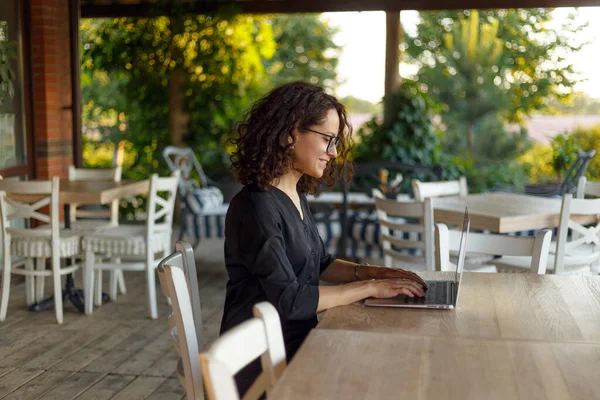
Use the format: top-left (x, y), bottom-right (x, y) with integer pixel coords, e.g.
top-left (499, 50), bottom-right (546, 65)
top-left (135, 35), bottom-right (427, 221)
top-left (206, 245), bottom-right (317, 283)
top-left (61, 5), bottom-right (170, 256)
top-left (364, 208), bottom-right (470, 309)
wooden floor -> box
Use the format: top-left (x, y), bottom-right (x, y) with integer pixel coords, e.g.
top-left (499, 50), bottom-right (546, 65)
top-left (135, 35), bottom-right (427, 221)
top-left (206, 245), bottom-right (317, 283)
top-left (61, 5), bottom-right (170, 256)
top-left (0, 239), bottom-right (229, 400)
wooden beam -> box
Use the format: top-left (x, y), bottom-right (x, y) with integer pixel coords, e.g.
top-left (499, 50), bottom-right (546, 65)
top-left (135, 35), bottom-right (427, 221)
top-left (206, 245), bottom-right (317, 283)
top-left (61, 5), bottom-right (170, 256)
top-left (384, 11), bottom-right (401, 99)
top-left (70, 0), bottom-right (83, 168)
top-left (81, 0), bottom-right (600, 18)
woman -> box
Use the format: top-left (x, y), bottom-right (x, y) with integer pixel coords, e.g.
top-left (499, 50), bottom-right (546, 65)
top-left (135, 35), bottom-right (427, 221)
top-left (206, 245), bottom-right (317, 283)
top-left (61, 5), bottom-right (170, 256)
top-left (220, 82), bottom-right (427, 395)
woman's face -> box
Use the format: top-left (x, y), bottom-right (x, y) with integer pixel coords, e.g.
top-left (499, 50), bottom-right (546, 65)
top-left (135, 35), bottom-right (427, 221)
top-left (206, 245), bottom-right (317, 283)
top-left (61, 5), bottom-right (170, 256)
top-left (292, 108), bottom-right (340, 179)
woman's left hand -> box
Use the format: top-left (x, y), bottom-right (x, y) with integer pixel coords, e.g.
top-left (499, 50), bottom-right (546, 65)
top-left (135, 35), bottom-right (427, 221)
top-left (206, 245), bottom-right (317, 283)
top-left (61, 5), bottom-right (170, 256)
top-left (364, 265), bottom-right (428, 290)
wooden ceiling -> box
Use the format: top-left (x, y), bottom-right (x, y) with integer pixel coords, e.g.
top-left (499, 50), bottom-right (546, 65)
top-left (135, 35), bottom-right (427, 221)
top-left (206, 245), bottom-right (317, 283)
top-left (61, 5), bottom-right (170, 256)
top-left (81, 0), bottom-right (600, 18)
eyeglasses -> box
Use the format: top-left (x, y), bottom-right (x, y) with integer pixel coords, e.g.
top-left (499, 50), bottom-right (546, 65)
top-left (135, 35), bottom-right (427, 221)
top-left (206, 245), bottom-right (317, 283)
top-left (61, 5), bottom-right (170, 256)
top-left (305, 128), bottom-right (340, 153)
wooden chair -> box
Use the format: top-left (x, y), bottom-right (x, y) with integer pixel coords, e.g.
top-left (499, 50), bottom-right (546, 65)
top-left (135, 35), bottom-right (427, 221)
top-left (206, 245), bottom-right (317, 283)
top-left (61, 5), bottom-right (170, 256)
top-left (0, 177), bottom-right (82, 324)
top-left (436, 223), bottom-right (552, 274)
top-left (492, 194), bottom-right (600, 275)
top-left (200, 302), bottom-right (286, 400)
top-left (68, 165), bottom-right (122, 229)
top-left (374, 195), bottom-right (434, 270)
top-left (162, 146), bottom-right (229, 247)
top-left (68, 165), bottom-right (126, 303)
top-left (82, 172), bottom-right (179, 318)
top-left (412, 176), bottom-right (468, 202)
top-left (157, 242), bottom-right (205, 400)
top-left (577, 177), bottom-right (600, 273)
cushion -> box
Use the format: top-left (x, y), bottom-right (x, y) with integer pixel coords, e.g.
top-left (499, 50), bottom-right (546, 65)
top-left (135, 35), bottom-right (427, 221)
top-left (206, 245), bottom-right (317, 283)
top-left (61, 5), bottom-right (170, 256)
top-left (8, 228), bottom-right (81, 258)
top-left (82, 225), bottom-right (172, 257)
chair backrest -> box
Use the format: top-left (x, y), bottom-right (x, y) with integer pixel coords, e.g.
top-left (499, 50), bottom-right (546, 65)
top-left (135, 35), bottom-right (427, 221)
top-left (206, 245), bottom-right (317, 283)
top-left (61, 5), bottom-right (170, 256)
top-left (146, 171), bottom-right (180, 237)
top-left (68, 165), bottom-right (122, 225)
top-left (412, 176), bottom-right (468, 202)
top-left (158, 263), bottom-right (203, 400)
top-left (158, 241), bottom-right (205, 400)
top-left (162, 146), bottom-right (210, 192)
top-left (0, 177), bottom-right (60, 255)
top-left (556, 150), bottom-right (596, 196)
top-left (577, 176), bottom-right (600, 199)
top-left (374, 195), bottom-right (434, 270)
top-left (200, 302), bottom-right (286, 400)
top-left (436, 223), bottom-right (552, 274)
top-left (554, 194), bottom-right (600, 274)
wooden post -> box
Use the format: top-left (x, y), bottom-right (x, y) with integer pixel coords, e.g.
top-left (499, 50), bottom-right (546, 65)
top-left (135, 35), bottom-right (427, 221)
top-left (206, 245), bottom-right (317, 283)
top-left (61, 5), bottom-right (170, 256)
top-left (70, 0), bottom-right (83, 168)
top-left (384, 11), bottom-right (402, 99)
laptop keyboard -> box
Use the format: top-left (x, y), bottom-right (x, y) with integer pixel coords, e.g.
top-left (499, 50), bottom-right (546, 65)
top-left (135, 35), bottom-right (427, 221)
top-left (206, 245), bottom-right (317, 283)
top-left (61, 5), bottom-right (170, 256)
top-left (403, 280), bottom-right (450, 305)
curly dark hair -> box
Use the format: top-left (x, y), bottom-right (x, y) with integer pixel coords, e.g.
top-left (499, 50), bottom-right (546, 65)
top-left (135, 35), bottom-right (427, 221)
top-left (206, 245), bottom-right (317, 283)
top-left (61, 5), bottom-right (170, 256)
top-left (230, 82), bottom-right (354, 194)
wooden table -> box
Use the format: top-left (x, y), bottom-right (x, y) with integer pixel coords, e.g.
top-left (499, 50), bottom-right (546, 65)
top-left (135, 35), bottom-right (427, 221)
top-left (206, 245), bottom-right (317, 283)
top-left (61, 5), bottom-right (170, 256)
top-left (271, 329), bottom-right (600, 400)
top-left (434, 192), bottom-right (598, 233)
top-left (271, 272), bottom-right (600, 399)
top-left (319, 272), bottom-right (600, 343)
top-left (9, 180), bottom-right (150, 205)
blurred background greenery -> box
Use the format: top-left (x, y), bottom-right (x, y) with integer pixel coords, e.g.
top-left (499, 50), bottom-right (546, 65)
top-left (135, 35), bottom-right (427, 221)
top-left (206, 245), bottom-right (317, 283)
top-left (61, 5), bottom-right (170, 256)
top-left (80, 8), bottom-right (600, 219)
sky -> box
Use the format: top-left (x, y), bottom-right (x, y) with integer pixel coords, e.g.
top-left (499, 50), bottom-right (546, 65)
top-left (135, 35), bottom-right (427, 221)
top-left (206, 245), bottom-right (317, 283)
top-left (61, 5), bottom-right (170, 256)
top-left (322, 8), bottom-right (600, 103)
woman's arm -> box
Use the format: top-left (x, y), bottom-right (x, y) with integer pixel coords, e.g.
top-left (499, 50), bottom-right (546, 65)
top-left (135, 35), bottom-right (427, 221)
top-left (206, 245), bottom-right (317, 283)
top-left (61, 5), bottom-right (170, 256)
top-left (320, 258), bottom-right (428, 288)
top-left (316, 278), bottom-right (425, 313)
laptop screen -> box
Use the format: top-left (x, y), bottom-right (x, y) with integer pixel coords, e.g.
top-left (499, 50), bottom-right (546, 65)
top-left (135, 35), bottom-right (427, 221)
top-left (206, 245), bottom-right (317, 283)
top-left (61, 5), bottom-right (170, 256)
top-left (453, 208), bottom-right (470, 305)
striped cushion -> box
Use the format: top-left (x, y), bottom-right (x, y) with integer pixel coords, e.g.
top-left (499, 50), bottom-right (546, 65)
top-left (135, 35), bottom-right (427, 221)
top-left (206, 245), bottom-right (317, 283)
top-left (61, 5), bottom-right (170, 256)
top-left (185, 186), bottom-right (224, 214)
top-left (8, 228), bottom-right (81, 258)
top-left (182, 212), bottom-right (227, 239)
top-left (82, 225), bottom-right (172, 256)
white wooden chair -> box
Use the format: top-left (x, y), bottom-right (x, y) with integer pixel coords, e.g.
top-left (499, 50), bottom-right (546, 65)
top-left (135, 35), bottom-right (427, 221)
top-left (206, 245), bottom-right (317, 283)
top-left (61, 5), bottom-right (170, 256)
top-left (436, 223), bottom-right (552, 274)
top-left (577, 176), bottom-right (600, 199)
top-left (374, 195), bottom-right (434, 270)
top-left (577, 176), bottom-right (600, 273)
top-left (412, 176), bottom-right (468, 202)
top-left (68, 165), bottom-right (126, 303)
top-left (157, 243), bottom-right (205, 400)
top-left (492, 194), bottom-right (600, 275)
top-left (163, 146), bottom-right (229, 246)
top-left (200, 302), bottom-right (286, 400)
top-left (82, 172), bottom-right (179, 318)
top-left (0, 177), bottom-right (82, 324)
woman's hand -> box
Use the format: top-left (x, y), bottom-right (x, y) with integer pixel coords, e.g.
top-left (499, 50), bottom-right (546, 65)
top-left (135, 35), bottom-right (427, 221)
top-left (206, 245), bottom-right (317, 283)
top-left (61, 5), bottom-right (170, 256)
top-left (367, 279), bottom-right (426, 299)
top-left (360, 265), bottom-right (428, 290)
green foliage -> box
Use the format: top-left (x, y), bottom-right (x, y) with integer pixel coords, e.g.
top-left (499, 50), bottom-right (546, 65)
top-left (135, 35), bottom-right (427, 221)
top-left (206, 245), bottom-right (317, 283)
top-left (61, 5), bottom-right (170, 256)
top-left (519, 125), bottom-right (600, 183)
top-left (542, 92), bottom-right (600, 115)
top-left (0, 25), bottom-right (16, 106)
top-left (81, 15), bottom-right (275, 179)
top-left (406, 9), bottom-right (587, 157)
top-left (355, 80), bottom-right (460, 192)
top-left (341, 96), bottom-right (381, 115)
top-left (265, 15), bottom-right (341, 91)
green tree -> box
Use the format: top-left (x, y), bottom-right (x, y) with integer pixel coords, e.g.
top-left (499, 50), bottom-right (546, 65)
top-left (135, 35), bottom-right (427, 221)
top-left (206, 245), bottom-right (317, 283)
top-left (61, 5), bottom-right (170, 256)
top-left (265, 14), bottom-right (340, 91)
top-left (406, 8), bottom-right (587, 157)
top-left (81, 15), bottom-right (275, 178)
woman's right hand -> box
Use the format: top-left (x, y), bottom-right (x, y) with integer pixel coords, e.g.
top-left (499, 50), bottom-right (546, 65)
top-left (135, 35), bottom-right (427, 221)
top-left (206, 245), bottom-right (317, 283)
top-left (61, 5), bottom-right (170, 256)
top-left (367, 279), bottom-right (426, 299)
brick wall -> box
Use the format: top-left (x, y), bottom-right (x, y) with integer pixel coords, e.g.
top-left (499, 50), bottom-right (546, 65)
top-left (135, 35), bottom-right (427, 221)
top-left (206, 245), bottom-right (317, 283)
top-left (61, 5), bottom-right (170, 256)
top-left (29, 0), bottom-right (73, 179)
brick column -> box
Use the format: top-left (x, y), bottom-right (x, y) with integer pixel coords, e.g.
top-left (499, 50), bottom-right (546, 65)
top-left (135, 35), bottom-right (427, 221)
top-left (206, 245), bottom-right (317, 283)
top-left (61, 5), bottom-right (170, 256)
top-left (29, 0), bottom-right (73, 179)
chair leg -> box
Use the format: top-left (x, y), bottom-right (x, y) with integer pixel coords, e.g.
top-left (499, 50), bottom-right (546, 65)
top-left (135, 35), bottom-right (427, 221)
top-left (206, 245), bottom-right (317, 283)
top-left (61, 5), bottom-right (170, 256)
top-left (146, 255), bottom-right (158, 319)
top-left (94, 269), bottom-right (103, 306)
top-left (83, 250), bottom-right (95, 315)
top-left (116, 269), bottom-right (127, 295)
top-left (109, 257), bottom-right (122, 301)
top-left (51, 253), bottom-right (63, 324)
top-left (0, 251), bottom-right (12, 322)
top-left (35, 258), bottom-right (46, 303)
top-left (25, 260), bottom-right (35, 306)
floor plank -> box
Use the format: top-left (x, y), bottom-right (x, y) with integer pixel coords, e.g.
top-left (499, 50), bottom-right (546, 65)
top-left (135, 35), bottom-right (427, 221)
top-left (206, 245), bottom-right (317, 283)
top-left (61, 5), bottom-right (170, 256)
top-left (37, 371), bottom-right (105, 400)
top-left (145, 377), bottom-right (185, 400)
top-left (2, 370), bottom-right (72, 400)
top-left (0, 368), bottom-right (45, 399)
top-left (110, 376), bottom-right (172, 400)
top-left (75, 374), bottom-right (136, 400)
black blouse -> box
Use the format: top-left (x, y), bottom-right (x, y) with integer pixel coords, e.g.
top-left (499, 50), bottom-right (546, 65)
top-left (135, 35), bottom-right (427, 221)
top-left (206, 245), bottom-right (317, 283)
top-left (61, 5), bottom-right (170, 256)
top-left (220, 183), bottom-right (335, 358)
